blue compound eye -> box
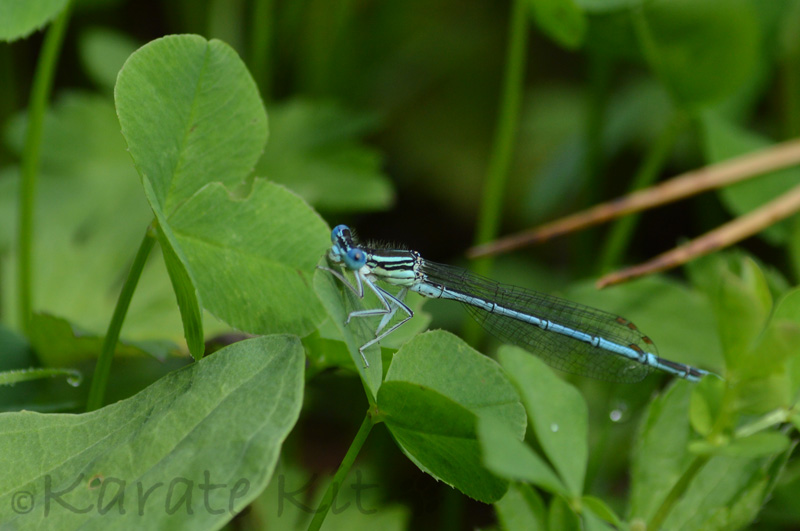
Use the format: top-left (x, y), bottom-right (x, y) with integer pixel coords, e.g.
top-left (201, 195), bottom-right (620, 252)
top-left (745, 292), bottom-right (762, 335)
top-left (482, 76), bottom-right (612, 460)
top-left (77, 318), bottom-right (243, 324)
top-left (344, 248), bottom-right (367, 269)
top-left (331, 224), bottom-right (349, 243)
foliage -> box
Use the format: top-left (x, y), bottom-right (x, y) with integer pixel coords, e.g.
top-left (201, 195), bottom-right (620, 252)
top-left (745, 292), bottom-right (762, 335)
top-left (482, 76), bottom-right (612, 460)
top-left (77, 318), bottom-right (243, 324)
top-left (1, 0), bottom-right (800, 530)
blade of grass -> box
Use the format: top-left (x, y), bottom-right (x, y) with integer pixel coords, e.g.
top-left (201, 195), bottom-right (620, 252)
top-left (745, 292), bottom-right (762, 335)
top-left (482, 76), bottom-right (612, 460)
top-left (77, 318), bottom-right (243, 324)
top-left (248, 0), bottom-right (274, 99)
top-left (465, 0), bottom-right (528, 346)
top-left (596, 111), bottom-right (685, 273)
top-left (472, 0), bottom-right (529, 264)
top-left (17, 2), bottom-right (72, 334)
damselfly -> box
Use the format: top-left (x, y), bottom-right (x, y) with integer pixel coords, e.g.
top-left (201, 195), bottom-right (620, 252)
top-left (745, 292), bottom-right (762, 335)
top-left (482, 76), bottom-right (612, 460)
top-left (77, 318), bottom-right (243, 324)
top-left (320, 225), bottom-right (710, 383)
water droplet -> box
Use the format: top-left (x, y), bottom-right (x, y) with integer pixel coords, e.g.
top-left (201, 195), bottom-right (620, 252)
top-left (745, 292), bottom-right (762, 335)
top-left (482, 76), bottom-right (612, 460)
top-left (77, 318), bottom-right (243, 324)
top-left (609, 400), bottom-right (630, 423)
top-left (550, 423), bottom-right (559, 432)
top-left (66, 373), bottom-right (83, 387)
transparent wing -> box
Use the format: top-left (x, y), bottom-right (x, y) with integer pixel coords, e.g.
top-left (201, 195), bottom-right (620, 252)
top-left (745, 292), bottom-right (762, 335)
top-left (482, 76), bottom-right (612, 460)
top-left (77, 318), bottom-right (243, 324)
top-left (421, 261), bottom-right (655, 382)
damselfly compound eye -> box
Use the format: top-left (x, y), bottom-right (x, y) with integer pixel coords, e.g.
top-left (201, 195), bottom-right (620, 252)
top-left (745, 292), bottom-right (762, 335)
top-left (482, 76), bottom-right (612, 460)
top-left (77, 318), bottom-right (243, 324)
top-left (345, 248), bottom-right (367, 269)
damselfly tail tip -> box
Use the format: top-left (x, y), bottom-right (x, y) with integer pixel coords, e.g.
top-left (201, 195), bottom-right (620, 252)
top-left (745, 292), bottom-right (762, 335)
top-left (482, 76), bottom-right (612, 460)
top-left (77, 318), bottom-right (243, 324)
top-left (658, 357), bottom-right (719, 383)
top-left (685, 366), bottom-right (723, 383)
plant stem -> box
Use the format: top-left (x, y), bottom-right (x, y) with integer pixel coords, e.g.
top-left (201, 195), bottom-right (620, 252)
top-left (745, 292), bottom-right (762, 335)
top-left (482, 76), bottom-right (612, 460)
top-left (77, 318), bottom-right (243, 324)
top-left (781, 2), bottom-right (800, 140)
top-left (472, 0), bottom-right (529, 269)
top-left (464, 0), bottom-right (527, 345)
top-left (86, 228), bottom-right (156, 411)
top-left (17, 3), bottom-right (72, 334)
top-left (596, 111), bottom-right (685, 274)
top-left (585, 51), bottom-right (611, 203)
top-left (647, 454), bottom-right (710, 530)
top-left (307, 412), bottom-right (375, 531)
top-left (249, 0), bottom-right (274, 100)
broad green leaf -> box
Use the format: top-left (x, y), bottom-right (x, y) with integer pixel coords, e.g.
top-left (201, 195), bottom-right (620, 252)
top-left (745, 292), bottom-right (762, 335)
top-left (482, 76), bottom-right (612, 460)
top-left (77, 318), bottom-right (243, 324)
top-left (115, 34), bottom-right (267, 358)
top-left (0, 93), bottom-right (194, 348)
top-left (116, 35), bottom-right (267, 216)
top-left (378, 381), bottom-right (507, 503)
top-left (167, 180), bottom-right (329, 337)
top-left (0, 335), bottom-right (304, 528)
top-left (629, 382), bottom-right (693, 521)
top-left (0, 0), bottom-right (68, 41)
top-left (377, 331), bottom-right (526, 503)
top-left (494, 484), bottom-right (547, 531)
top-left (528, 0), bottom-right (587, 50)
top-left (477, 416), bottom-right (567, 495)
top-left (634, 0), bottom-right (760, 108)
top-left (385, 331), bottom-right (526, 436)
top-left (117, 36), bottom-right (326, 354)
top-left (115, 34), bottom-right (265, 356)
top-left (79, 28), bottom-right (139, 91)
top-left (701, 112), bottom-right (800, 243)
top-left (498, 347), bottom-right (588, 497)
top-left (255, 99), bottom-right (393, 213)
top-left (313, 263), bottom-right (384, 400)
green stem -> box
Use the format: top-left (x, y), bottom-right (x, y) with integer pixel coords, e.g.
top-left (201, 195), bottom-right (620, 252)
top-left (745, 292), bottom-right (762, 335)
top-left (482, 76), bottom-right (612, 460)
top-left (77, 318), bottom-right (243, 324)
top-left (781, 2), bottom-right (800, 139)
top-left (464, 0), bottom-right (527, 346)
top-left (784, 57), bottom-right (800, 140)
top-left (0, 46), bottom-right (18, 151)
top-left (249, 0), bottom-right (274, 100)
top-left (17, 3), bottom-right (72, 334)
top-left (648, 455), bottom-right (710, 530)
top-left (585, 51), bottom-right (611, 200)
top-left (86, 228), bottom-right (156, 411)
top-left (307, 412), bottom-right (375, 531)
top-left (596, 111), bottom-right (685, 274)
top-left (472, 0), bottom-right (529, 267)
